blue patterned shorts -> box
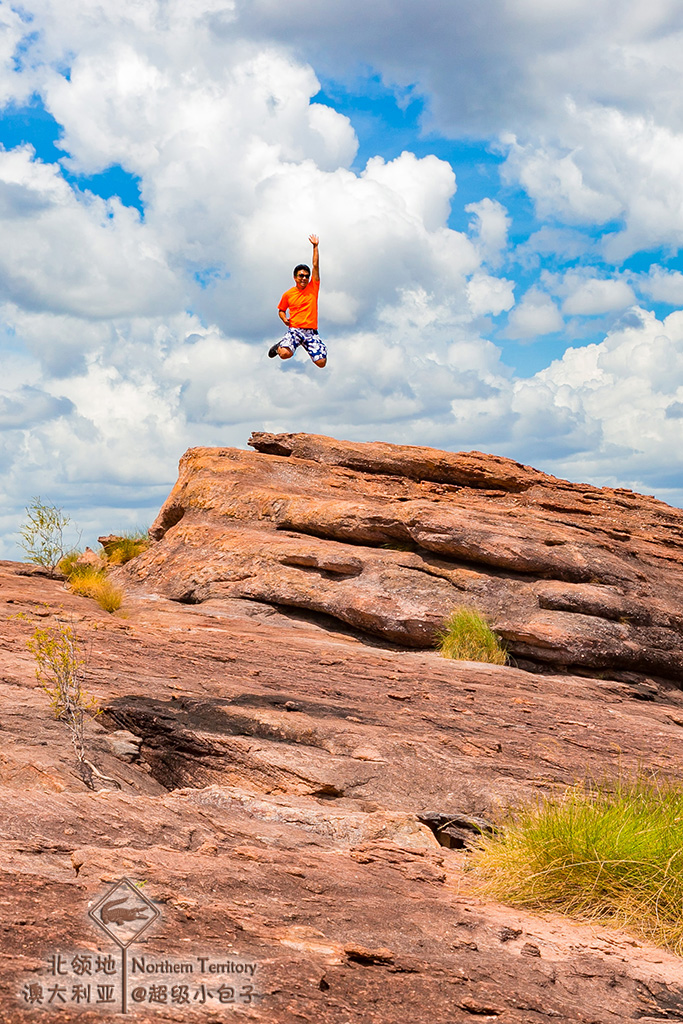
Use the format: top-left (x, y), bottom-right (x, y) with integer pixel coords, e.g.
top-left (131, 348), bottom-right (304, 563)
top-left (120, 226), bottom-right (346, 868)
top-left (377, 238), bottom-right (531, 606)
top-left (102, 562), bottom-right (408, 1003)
top-left (279, 327), bottom-right (327, 363)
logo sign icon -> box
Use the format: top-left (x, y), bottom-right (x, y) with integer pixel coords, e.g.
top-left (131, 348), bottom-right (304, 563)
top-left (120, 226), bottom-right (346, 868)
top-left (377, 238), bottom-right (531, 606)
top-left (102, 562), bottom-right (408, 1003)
top-left (89, 878), bottom-right (160, 1014)
top-left (89, 878), bottom-right (159, 949)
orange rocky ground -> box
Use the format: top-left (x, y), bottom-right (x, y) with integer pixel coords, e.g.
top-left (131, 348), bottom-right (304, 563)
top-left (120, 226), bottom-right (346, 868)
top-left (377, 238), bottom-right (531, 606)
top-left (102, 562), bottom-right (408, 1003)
top-left (3, 433), bottom-right (683, 1022)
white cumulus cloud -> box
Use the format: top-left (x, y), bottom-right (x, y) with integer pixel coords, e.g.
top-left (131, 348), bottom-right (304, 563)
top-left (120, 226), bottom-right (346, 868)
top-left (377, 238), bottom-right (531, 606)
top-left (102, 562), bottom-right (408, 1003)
top-left (505, 288), bottom-right (563, 339)
top-left (558, 274), bottom-right (636, 316)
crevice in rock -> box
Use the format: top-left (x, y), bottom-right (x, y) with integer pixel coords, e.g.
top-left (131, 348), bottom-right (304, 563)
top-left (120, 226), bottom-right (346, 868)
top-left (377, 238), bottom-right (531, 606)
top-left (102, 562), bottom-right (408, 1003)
top-left (149, 503), bottom-right (185, 541)
top-left (274, 522), bottom-right (415, 550)
top-left (311, 784), bottom-right (345, 799)
top-left (278, 557), bottom-right (364, 580)
top-left (274, 523), bottom-right (621, 585)
top-left (240, 599), bottom-right (410, 650)
top-left (505, 635), bottom-right (683, 685)
top-left (167, 577), bottom-right (683, 683)
top-left (103, 695), bottom-right (291, 746)
top-left (402, 554), bottom-right (534, 585)
top-left (100, 688), bottom-right (425, 799)
top-left (418, 813), bottom-right (495, 850)
top-left (344, 947), bottom-right (395, 966)
top-left (639, 981), bottom-right (683, 1018)
top-left (100, 698), bottom-right (229, 791)
top-left (458, 1004), bottom-right (502, 1018)
top-left (537, 502), bottom-right (595, 516)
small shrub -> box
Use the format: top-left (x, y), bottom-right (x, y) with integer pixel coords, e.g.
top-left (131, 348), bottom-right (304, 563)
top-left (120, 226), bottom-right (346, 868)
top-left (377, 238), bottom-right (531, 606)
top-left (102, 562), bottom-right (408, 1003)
top-left (436, 606), bottom-right (507, 664)
top-left (470, 774), bottom-right (683, 955)
top-left (19, 497), bottom-right (71, 575)
top-left (103, 533), bottom-right (150, 565)
top-left (69, 566), bottom-right (123, 612)
top-left (27, 621), bottom-right (99, 789)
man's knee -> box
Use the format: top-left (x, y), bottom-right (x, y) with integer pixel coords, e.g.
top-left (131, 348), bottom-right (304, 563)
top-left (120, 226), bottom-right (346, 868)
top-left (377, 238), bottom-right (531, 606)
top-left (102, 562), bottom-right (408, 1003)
top-left (314, 357), bottom-right (327, 368)
top-left (278, 347), bottom-right (293, 359)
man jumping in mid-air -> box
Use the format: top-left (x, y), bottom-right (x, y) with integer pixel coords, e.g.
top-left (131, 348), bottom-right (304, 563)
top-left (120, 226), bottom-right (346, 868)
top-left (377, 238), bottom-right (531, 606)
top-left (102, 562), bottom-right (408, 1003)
top-left (268, 234), bottom-right (327, 368)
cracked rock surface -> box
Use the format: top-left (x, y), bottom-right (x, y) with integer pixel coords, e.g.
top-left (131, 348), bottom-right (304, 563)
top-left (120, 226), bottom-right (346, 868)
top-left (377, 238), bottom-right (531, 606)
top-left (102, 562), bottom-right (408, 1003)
top-left (2, 559), bottom-right (683, 1022)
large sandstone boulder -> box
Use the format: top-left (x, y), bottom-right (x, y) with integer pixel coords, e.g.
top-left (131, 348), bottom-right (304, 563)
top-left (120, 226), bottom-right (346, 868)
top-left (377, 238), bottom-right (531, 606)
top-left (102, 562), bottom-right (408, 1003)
top-left (118, 431), bottom-right (683, 683)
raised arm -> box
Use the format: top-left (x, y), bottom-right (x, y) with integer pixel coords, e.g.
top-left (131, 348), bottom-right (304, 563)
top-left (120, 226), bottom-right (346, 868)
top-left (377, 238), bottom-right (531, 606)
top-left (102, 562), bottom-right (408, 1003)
top-left (309, 234), bottom-right (320, 282)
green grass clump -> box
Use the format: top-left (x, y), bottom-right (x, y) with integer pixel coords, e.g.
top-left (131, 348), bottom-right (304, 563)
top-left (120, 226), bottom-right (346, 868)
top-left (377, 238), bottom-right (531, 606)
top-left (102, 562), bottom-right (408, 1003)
top-left (436, 606), bottom-right (507, 664)
top-left (103, 533), bottom-right (150, 565)
top-left (68, 565), bottom-right (123, 613)
top-left (57, 550), bottom-right (83, 579)
top-left (470, 775), bottom-right (683, 954)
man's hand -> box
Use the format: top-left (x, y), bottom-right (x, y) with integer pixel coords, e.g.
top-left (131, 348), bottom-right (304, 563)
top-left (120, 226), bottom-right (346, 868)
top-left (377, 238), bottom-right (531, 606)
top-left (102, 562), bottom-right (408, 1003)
top-left (309, 234), bottom-right (320, 281)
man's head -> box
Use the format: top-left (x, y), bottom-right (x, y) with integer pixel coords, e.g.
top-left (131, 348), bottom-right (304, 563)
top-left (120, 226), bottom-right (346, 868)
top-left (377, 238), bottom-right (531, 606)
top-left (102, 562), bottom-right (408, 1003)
top-left (293, 264), bottom-right (310, 289)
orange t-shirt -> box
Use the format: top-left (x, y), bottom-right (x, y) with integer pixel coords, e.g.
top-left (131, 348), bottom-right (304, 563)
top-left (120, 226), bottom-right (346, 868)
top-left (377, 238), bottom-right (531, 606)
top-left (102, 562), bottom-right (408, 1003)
top-left (278, 279), bottom-right (319, 329)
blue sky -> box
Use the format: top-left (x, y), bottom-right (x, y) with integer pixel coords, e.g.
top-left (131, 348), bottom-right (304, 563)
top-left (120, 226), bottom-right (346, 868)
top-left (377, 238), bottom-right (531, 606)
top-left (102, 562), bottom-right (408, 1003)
top-left (0, 96), bottom-right (144, 207)
top-left (1, 0), bottom-right (683, 556)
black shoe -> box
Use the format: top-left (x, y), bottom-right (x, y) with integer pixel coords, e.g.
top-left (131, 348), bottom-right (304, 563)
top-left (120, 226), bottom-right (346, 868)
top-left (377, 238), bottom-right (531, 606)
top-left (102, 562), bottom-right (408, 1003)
top-left (268, 343), bottom-right (280, 358)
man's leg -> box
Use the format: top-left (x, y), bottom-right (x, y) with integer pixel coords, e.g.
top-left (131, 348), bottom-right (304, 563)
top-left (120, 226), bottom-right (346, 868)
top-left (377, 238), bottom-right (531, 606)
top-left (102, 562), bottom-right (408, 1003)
top-left (269, 329), bottom-right (297, 359)
top-left (303, 334), bottom-right (327, 369)
top-left (269, 341), bottom-right (294, 358)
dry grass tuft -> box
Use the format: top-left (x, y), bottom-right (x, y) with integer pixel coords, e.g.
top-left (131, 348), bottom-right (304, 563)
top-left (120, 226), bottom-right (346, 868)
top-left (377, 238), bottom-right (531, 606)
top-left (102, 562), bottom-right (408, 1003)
top-left (436, 606), bottom-right (507, 664)
top-left (67, 565), bottom-right (123, 613)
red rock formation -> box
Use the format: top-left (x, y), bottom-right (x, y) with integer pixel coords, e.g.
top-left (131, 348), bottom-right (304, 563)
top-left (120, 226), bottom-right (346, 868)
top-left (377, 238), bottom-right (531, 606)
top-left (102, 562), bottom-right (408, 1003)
top-left (121, 432), bottom-right (683, 683)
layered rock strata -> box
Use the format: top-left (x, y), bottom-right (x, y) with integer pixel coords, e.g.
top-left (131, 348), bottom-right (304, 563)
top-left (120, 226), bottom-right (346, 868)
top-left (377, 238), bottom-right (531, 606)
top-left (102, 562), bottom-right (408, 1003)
top-left (4, 563), bottom-right (683, 1022)
top-left (119, 431), bottom-right (683, 683)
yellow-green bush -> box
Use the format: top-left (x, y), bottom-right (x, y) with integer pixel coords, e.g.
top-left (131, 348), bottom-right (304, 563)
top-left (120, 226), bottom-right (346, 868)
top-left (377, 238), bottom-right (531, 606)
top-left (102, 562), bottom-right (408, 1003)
top-left (57, 550), bottom-right (83, 579)
top-left (27, 620), bottom-right (99, 789)
top-left (436, 607), bottom-right (507, 664)
top-left (103, 533), bottom-right (150, 565)
top-left (20, 497), bottom-right (71, 575)
top-left (470, 774), bottom-right (683, 955)
top-left (57, 541), bottom-right (128, 614)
